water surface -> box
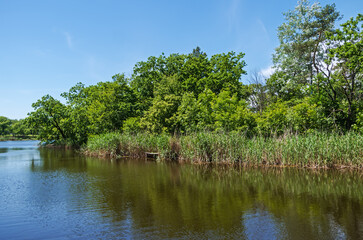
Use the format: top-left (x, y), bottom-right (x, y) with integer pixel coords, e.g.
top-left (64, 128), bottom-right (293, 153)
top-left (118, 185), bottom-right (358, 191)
top-left (0, 141), bottom-right (362, 239)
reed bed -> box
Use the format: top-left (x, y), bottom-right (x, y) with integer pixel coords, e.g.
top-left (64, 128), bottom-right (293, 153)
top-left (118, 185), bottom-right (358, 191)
top-left (84, 131), bottom-right (363, 168)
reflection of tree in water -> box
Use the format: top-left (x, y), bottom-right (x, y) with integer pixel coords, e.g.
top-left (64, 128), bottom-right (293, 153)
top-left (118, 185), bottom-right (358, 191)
top-left (0, 148), bottom-right (8, 154)
top-left (84, 159), bottom-right (363, 239)
top-left (27, 149), bottom-right (363, 239)
top-left (31, 148), bottom-right (88, 172)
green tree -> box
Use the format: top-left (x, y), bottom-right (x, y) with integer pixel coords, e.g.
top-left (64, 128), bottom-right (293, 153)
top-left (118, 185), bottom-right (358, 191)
top-left (141, 94), bottom-right (181, 133)
top-left (62, 74), bottom-right (137, 142)
top-left (130, 48), bottom-right (248, 102)
top-left (0, 116), bottom-right (11, 135)
top-left (208, 52), bottom-right (247, 97)
top-left (10, 119), bottom-right (32, 136)
top-left (322, 14), bottom-right (363, 128)
top-left (272, 0), bottom-right (341, 99)
top-left (60, 82), bottom-right (90, 144)
top-left (256, 101), bottom-right (289, 135)
top-left (27, 95), bottom-right (71, 144)
top-left (130, 48), bottom-right (249, 134)
top-left (179, 50), bottom-right (210, 95)
top-left (194, 88), bottom-right (216, 130)
top-left (173, 92), bottom-right (200, 132)
top-left (211, 89), bottom-right (256, 132)
top-left (286, 98), bottom-right (321, 132)
top-left (173, 89), bottom-right (216, 133)
top-left (131, 54), bottom-right (183, 111)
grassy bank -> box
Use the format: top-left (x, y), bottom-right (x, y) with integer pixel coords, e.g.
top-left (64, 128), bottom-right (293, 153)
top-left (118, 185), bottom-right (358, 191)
top-left (84, 132), bottom-right (363, 168)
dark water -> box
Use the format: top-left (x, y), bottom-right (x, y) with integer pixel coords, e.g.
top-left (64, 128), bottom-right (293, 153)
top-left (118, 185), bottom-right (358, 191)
top-left (0, 141), bottom-right (362, 239)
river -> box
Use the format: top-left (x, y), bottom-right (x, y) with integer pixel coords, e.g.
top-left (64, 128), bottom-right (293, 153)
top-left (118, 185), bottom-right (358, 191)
top-left (0, 140), bottom-right (362, 239)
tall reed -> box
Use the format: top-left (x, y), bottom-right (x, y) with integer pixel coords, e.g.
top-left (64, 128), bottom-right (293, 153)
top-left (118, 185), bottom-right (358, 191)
top-left (85, 131), bottom-right (363, 168)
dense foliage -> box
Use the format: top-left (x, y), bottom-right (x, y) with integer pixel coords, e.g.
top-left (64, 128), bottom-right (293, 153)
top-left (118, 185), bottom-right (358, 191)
top-left (26, 1), bottom-right (363, 146)
top-left (0, 116), bottom-right (34, 138)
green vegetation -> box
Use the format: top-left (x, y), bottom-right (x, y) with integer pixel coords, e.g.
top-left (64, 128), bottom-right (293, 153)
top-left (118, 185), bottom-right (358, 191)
top-left (23, 1), bottom-right (363, 166)
top-left (0, 116), bottom-right (35, 141)
top-left (85, 131), bottom-right (363, 168)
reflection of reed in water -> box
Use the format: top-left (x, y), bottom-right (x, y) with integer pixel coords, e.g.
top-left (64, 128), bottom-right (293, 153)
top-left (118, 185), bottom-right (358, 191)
top-left (79, 158), bottom-right (363, 239)
top-left (26, 146), bottom-right (363, 239)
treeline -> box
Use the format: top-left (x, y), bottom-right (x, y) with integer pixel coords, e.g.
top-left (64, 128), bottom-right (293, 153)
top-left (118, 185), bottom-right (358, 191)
top-left (0, 116), bottom-right (35, 139)
top-left (27, 1), bottom-right (363, 146)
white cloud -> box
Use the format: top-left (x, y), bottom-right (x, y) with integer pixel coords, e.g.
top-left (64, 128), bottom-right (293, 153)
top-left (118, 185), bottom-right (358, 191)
top-left (260, 66), bottom-right (275, 78)
top-left (63, 32), bottom-right (73, 49)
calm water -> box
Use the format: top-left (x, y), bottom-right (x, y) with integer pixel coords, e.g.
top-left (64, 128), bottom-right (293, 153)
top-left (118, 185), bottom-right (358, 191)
top-left (0, 141), bottom-right (362, 239)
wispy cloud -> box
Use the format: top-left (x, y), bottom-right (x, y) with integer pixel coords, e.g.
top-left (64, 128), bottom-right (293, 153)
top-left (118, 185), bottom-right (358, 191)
top-left (63, 32), bottom-right (73, 49)
top-left (226, 0), bottom-right (247, 51)
top-left (260, 65), bottom-right (275, 78)
top-left (256, 18), bottom-right (269, 40)
top-left (227, 0), bottom-right (240, 32)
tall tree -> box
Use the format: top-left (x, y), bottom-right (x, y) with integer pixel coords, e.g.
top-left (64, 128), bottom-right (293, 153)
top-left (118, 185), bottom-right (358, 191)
top-left (27, 95), bottom-right (70, 143)
top-left (272, 0), bottom-right (341, 98)
top-left (320, 14), bottom-right (363, 128)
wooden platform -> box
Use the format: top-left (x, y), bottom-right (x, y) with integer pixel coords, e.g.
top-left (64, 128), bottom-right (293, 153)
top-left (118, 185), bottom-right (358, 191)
top-left (145, 152), bottom-right (159, 160)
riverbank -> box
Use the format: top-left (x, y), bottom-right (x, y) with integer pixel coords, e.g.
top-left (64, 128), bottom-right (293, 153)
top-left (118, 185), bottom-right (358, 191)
top-left (84, 131), bottom-right (363, 169)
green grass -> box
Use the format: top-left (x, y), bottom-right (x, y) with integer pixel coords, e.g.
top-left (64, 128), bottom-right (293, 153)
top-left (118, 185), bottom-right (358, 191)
top-left (84, 131), bottom-right (363, 168)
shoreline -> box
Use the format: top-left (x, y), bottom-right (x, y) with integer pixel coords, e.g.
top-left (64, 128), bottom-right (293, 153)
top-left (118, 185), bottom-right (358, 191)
top-left (83, 131), bottom-right (363, 170)
top-left (0, 137), bottom-right (38, 142)
top-left (84, 152), bottom-right (363, 171)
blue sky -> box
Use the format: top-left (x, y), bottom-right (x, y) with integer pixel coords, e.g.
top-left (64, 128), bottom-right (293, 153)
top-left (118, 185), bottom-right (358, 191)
top-left (1, 0), bottom-right (362, 119)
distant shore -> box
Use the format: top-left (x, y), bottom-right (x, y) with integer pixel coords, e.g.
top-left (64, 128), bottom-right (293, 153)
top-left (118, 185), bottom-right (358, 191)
top-left (0, 136), bottom-right (37, 141)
